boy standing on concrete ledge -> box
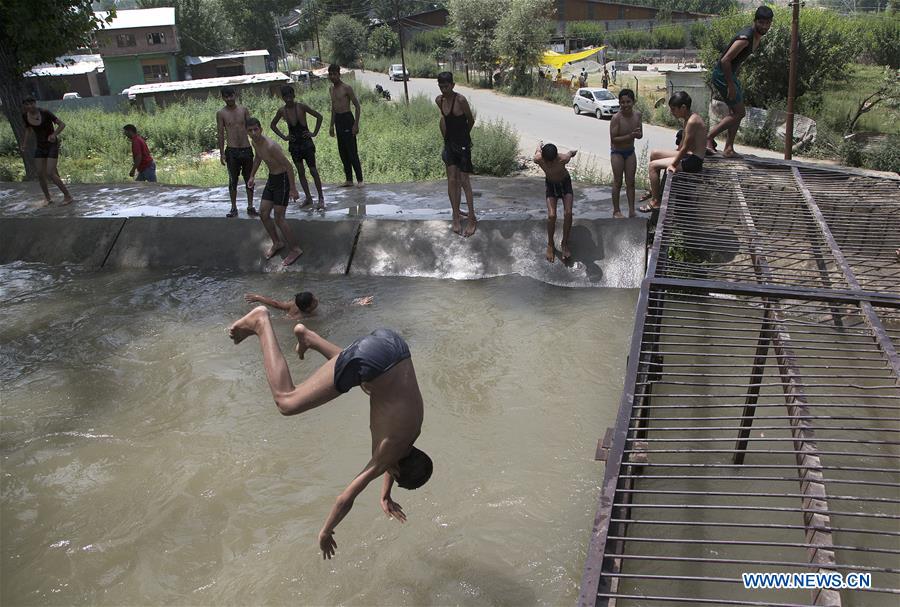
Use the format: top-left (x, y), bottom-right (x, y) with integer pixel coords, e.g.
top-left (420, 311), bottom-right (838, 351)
top-left (246, 117), bottom-right (303, 267)
top-left (217, 87), bottom-right (258, 218)
top-left (436, 71), bottom-right (477, 237)
top-left (20, 97), bottom-right (74, 205)
top-left (123, 124), bottom-right (156, 182)
top-left (327, 64), bottom-right (364, 187)
top-left (533, 141), bottom-right (577, 263)
top-left (271, 84), bottom-right (325, 210)
top-left (609, 88), bottom-right (642, 218)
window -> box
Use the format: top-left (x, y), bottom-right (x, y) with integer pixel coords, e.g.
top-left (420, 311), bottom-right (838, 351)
top-left (116, 34), bottom-right (136, 47)
top-left (142, 61), bottom-right (170, 83)
top-left (147, 32), bottom-right (166, 45)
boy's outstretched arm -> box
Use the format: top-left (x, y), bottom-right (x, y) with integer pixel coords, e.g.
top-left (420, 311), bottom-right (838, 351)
top-left (244, 293), bottom-right (291, 310)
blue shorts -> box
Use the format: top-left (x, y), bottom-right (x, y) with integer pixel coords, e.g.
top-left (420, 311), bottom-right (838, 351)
top-left (333, 329), bottom-right (411, 393)
top-left (611, 147), bottom-right (635, 160)
top-left (712, 63), bottom-right (743, 107)
top-left (136, 161), bottom-right (157, 182)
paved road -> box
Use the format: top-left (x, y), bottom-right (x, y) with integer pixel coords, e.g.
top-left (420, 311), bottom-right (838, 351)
top-left (355, 70), bottom-right (785, 167)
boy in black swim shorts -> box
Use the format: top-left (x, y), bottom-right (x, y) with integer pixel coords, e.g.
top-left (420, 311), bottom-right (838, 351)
top-left (436, 72), bottom-right (477, 237)
top-left (246, 117), bottom-right (303, 267)
top-left (533, 141), bottom-right (578, 263)
top-left (217, 87), bottom-right (258, 218)
top-left (228, 307), bottom-right (432, 560)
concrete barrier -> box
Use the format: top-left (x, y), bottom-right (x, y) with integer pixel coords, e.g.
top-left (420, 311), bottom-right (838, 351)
top-left (350, 218), bottom-right (646, 288)
top-left (102, 217), bottom-right (361, 273)
top-left (0, 217), bottom-right (125, 268)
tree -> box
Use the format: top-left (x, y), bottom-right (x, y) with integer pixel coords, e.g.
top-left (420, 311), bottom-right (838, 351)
top-left (369, 25), bottom-right (400, 57)
top-left (493, 0), bottom-right (554, 92)
top-left (448, 0), bottom-right (508, 81)
top-left (698, 6), bottom-right (854, 108)
top-left (0, 1), bottom-right (113, 175)
top-left (140, 0), bottom-right (233, 57)
top-left (322, 14), bottom-right (368, 66)
top-left (220, 0), bottom-right (298, 56)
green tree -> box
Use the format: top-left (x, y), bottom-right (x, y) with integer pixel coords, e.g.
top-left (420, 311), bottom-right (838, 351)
top-left (0, 0), bottom-right (113, 174)
top-left (851, 13), bottom-right (900, 69)
top-left (322, 14), bottom-right (368, 66)
top-left (493, 0), bottom-right (555, 92)
top-left (448, 0), bottom-right (508, 80)
top-left (369, 25), bottom-right (400, 57)
top-left (699, 6), bottom-right (854, 108)
top-left (140, 0), bottom-right (233, 57)
top-left (220, 0), bottom-right (298, 55)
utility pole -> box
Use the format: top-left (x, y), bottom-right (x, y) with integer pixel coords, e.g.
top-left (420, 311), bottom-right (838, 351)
top-left (395, 0), bottom-right (409, 104)
top-left (274, 14), bottom-right (291, 73)
top-left (310, 0), bottom-right (322, 65)
top-left (784, 0), bottom-right (801, 160)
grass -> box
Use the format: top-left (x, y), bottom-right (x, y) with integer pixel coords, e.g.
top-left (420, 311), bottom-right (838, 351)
top-left (0, 84), bottom-right (519, 185)
top-left (800, 63), bottom-right (899, 136)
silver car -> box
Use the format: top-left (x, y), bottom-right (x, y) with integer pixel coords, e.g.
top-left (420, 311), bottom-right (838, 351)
top-left (388, 64), bottom-right (409, 81)
top-left (573, 87), bottom-right (619, 119)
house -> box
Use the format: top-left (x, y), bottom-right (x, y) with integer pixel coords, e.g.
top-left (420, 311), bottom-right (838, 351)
top-left (184, 50), bottom-right (270, 80)
top-left (94, 7), bottom-right (181, 94)
top-left (554, 0), bottom-right (710, 32)
top-left (25, 54), bottom-right (109, 99)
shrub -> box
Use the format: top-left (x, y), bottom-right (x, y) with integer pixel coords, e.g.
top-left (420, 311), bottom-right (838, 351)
top-left (851, 13), bottom-right (900, 69)
top-left (322, 14), bottom-right (368, 67)
top-left (864, 135), bottom-right (900, 172)
top-left (369, 25), bottom-right (399, 57)
top-left (471, 119), bottom-right (519, 176)
top-left (409, 27), bottom-right (455, 58)
top-left (366, 51), bottom-right (443, 78)
top-left (566, 21), bottom-right (606, 48)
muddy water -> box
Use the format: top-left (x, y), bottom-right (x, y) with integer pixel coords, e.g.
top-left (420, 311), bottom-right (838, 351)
top-left (0, 264), bottom-right (636, 605)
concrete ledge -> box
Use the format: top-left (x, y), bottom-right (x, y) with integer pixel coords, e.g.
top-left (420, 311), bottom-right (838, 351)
top-left (0, 217), bottom-right (125, 268)
top-left (350, 218), bottom-right (646, 288)
top-left (102, 217), bottom-right (361, 273)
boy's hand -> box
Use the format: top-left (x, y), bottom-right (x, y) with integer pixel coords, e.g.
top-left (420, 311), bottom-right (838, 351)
top-left (667, 162), bottom-right (679, 174)
top-left (329, 125), bottom-right (335, 137)
top-left (244, 293), bottom-right (259, 304)
top-left (318, 530), bottom-right (336, 559)
top-left (727, 82), bottom-right (736, 101)
top-left (129, 167), bottom-right (136, 177)
top-left (47, 133), bottom-right (57, 143)
top-left (351, 123), bottom-right (359, 135)
top-left (290, 186), bottom-right (299, 201)
top-left (247, 177), bottom-right (255, 189)
top-left (352, 295), bottom-right (374, 306)
top-left (570, 149), bottom-right (578, 157)
top-left (381, 497), bottom-right (407, 523)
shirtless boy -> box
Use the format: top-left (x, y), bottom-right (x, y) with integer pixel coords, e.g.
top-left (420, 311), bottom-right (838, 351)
top-left (217, 87), bottom-right (258, 218)
top-left (228, 307), bottom-right (432, 559)
top-left (708, 6), bottom-right (773, 157)
top-left (246, 117), bottom-right (303, 266)
top-left (609, 88), bottom-right (642, 218)
top-left (271, 85), bottom-right (325, 209)
top-left (436, 72), bottom-right (477, 237)
top-left (534, 142), bottom-right (577, 263)
top-left (640, 91), bottom-right (707, 213)
top-left (243, 291), bottom-right (374, 320)
top-left (20, 97), bottom-right (74, 205)
top-left (327, 64), bottom-right (363, 187)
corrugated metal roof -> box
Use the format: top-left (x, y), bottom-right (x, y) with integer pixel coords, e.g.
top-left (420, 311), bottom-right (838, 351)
top-left (184, 50), bottom-right (269, 66)
top-left (124, 72), bottom-right (290, 96)
top-left (26, 54), bottom-right (104, 77)
top-left (96, 8), bottom-right (176, 30)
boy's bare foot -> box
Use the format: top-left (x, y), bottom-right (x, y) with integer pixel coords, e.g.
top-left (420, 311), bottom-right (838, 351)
top-left (315, 198), bottom-right (326, 211)
top-left (451, 216), bottom-right (462, 235)
top-left (340, 181), bottom-right (353, 187)
top-left (464, 218), bottom-right (477, 237)
top-left (246, 206), bottom-right (259, 217)
top-left (613, 210), bottom-right (624, 219)
top-left (228, 305), bottom-right (267, 344)
top-left (546, 244), bottom-right (555, 263)
top-left (43, 198), bottom-right (54, 206)
top-left (356, 181), bottom-right (365, 187)
top-left (723, 148), bottom-right (742, 158)
top-left (628, 210), bottom-right (637, 218)
top-left (293, 323), bottom-right (312, 359)
top-left (300, 197), bottom-right (313, 208)
top-left (61, 197), bottom-right (74, 206)
top-left (562, 243), bottom-right (572, 260)
top-left (282, 248), bottom-right (303, 267)
top-left (265, 242), bottom-right (284, 259)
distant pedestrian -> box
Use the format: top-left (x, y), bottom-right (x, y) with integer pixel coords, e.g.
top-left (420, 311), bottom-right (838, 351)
top-left (327, 64), bottom-right (364, 187)
top-left (20, 97), bottom-right (74, 205)
top-left (579, 68), bottom-right (588, 87)
top-left (123, 124), bottom-right (156, 182)
top-left (611, 64), bottom-right (617, 84)
top-left (707, 5), bottom-right (773, 157)
top-left (601, 68), bottom-right (610, 89)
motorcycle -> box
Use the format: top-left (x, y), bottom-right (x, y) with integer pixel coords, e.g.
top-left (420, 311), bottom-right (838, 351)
top-left (374, 84), bottom-right (391, 101)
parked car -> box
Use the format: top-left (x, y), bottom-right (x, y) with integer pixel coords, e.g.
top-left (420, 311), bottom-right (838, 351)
top-left (573, 88), bottom-right (619, 119)
top-left (62, 92), bottom-right (82, 100)
top-left (388, 63), bottom-right (409, 81)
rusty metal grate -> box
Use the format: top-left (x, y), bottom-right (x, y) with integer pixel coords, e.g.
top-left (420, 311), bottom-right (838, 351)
top-left (580, 157), bottom-right (900, 607)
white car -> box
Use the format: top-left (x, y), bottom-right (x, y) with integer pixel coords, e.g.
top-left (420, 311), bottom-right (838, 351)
top-left (388, 64), bottom-right (409, 81)
top-left (62, 92), bottom-right (82, 100)
top-left (573, 88), bottom-right (619, 119)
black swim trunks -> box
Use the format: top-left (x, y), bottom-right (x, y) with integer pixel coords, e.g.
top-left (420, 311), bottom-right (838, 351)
top-left (289, 137), bottom-right (317, 169)
top-left (262, 172), bottom-right (290, 206)
top-left (441, 141), bottom-right (473, 174)
top-left (681, 153), bottom-right (704, 174)
top-left (333, 329), bottom-right (411, 394)
top-left (34, 142), bottom-right (60, 159)
top-left (225, 146), bottom-right (254, 191)
top-left (545, 173), bottom-right (574, 199)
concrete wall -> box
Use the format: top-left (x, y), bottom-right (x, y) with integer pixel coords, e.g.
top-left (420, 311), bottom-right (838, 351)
top-left (0, 216), bottom-right (646, 288)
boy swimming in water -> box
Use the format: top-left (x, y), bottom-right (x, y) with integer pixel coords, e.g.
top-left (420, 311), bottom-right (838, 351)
top-left (243, 291), bottom-right (374, 320)
top-left (533, 141), bottom-right (577, 263)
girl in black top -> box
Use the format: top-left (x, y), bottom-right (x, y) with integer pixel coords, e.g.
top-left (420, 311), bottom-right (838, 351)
top-left (20, 97), bottom-right (73, 205)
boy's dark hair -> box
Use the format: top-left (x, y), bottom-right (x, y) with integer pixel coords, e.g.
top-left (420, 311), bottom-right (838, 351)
top-left (327, 63), bottom-right (341, 74)
top-left (123, 124), bottom-right (137, 134)
top-left (541, 143), bottom-right (558, 161)
top-left (23, 96), bottom-right (36, 103)
top-left (755, 5), bottom-right (774, 21)
top-left (220, 86), bottom-right (235, 97)
top-left (245, 117), bottom-right (261, 129)
top-left (294, 291), bottom-right (316, 312)
top-left (396, 446), bottom-right (433, 490)
top-left (668, 91), bottom-right (692, 110)
top-left (280, 84), bottom-right (295, 97)
top-left (437, 71), bottom-right (453, 84)
top-left (618, 88), bottom-right (635, 102)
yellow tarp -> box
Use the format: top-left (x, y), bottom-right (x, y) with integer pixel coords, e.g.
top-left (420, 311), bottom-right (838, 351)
top-left (541, 47), bottom-right (605, 70)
